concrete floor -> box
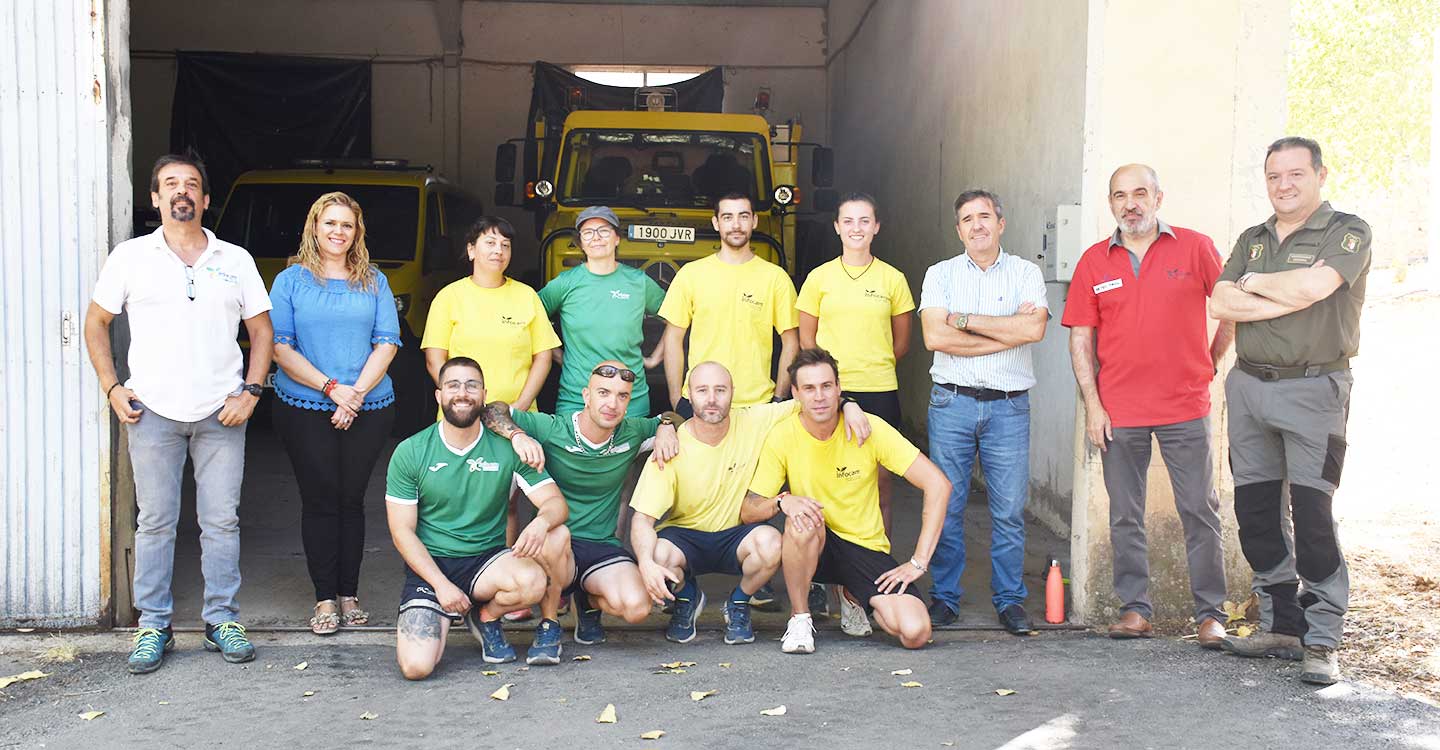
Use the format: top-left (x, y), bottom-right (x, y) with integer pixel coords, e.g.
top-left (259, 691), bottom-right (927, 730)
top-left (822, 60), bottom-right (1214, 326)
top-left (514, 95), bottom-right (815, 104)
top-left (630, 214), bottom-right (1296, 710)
top-left (160, 420), bottom-right (1070, 631)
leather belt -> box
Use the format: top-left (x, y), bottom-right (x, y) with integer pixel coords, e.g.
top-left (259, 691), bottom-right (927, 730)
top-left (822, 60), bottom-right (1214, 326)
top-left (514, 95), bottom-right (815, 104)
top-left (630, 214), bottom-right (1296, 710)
top-left (1236, 358), bottom-right (1349, 382)
top-left (937, 383), bottom-right (1028, 401)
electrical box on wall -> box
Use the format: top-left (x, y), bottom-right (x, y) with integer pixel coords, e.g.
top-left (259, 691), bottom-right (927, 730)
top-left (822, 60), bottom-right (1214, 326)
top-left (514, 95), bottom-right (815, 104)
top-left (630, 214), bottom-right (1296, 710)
top-left (1038, 204), bottom-right (1084, 282)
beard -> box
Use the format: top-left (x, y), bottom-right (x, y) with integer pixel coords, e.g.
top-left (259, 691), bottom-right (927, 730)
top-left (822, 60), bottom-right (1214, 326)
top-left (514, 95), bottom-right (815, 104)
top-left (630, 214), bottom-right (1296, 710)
top-left (442, 399), bottom-right (480, 428)
top-left (1120, 212), bottom-right (1156, 236)
top-left (169, 196), bottom-right (197, 223)
top-left (695, 403), bottom-right (728, 424)
top-left (721, 231), bottom-right (750, 250)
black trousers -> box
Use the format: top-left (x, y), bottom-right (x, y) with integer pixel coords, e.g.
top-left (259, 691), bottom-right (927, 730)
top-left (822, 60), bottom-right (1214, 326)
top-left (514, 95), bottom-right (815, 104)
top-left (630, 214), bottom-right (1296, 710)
top-left (274, 400), bottom-right (395, 602)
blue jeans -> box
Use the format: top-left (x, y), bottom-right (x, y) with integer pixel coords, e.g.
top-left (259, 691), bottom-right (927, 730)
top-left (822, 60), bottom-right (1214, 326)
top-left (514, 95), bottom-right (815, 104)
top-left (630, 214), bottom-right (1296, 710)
top-left (926, 385), bottom-right (1031, 612)
top-left (127, 402), bottom-right (247, 628)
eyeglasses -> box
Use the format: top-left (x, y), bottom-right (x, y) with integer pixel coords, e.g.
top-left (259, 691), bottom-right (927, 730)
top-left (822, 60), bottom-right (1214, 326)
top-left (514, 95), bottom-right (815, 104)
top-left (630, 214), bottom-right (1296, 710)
top-left (184, 265), bottom-right (195, 301)
top-left (591, 365), bottom-right (636, 382)
top-left (579, 227), bottom-right (616, 241)
top-left (441, 379), bottom-right (484, 394)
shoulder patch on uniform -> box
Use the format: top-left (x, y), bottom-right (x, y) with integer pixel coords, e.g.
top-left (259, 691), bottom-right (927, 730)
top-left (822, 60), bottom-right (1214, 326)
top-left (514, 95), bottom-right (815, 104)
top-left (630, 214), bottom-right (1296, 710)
top-left (1341, 232), bottom-right (1360, 253)
top-left (1248, 243), bottom-right (1264, 261)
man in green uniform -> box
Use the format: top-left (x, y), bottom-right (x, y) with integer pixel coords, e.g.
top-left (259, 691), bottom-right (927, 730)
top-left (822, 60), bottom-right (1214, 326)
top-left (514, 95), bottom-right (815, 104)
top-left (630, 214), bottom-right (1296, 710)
top-left (1209, 137), bottom-right (1371, 685)
top-left (386, 357), bottom-right (575, 679)
top-left (482, 361), bottom-right (682, 645)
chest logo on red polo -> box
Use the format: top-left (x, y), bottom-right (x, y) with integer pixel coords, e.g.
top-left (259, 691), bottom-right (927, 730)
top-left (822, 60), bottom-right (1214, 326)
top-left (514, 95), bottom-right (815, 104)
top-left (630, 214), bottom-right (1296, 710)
top-left (1165, 268), bottom-right (1193, 280)
top-left (1093, 279), bottom-right (1123, 294)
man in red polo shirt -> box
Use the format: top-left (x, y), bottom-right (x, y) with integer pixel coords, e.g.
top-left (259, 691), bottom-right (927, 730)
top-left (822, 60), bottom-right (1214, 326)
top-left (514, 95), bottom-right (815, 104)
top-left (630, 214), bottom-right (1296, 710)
top-left (1062, 164), bottom-right (1235, 646)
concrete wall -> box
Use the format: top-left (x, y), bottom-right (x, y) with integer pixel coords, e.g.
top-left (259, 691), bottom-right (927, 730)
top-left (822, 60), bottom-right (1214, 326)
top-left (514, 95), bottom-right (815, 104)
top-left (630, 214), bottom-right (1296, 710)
top-left (128, 0), bottom-right (828, 275)
top-left (827, 0), bottom-right (1288, 624)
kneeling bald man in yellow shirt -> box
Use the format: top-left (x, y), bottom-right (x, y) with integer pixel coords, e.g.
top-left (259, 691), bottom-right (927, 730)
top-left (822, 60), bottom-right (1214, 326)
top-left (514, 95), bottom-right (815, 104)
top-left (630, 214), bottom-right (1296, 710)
top-left (743, 348), bottom-right (950, 653)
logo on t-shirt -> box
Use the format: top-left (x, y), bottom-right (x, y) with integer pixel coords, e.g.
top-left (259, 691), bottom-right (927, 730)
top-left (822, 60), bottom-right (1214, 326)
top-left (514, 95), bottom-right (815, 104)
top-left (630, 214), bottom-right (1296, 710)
top-left (863, 288), bottom-right (888, 301)
top-left (427, 462), bottom-right (449, 472)
top-left (499, 315), bottom-right (525, 328)
top-left (1165, 268), bottom-right (1193, 280)
top-left (1248, 243), bottom-right (1264, 261)
top-left (835, 465), bottom-right (861, 480)
top-left (609, 290), bottom-right (631, 300)
top-left (466, 457), bottom-right (500, 472)
top-left (739, 292), bottom-right (763, 309)
top-left (204, 265), bottom-right (239, 285)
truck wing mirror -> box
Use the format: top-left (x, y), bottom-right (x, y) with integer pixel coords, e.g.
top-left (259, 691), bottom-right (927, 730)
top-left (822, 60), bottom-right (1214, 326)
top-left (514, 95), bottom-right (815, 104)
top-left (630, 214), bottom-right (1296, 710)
top-left (495, 143), bottom-right (518, 183)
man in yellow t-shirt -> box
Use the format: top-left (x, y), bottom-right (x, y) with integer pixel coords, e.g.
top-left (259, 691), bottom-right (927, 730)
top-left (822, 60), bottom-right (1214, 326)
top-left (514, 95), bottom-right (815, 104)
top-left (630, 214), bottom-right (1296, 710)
top-left (629, 361), bottom-right (870, 646)
top-left (743, 348), bottom-right (951, 653)
top-left (659, 193), bottom-right (799, 415)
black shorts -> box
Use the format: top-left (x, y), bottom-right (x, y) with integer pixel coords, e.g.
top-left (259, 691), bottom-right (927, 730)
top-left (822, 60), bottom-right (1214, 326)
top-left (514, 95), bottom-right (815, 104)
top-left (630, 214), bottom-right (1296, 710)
top-left (844, 390), bottom-right (902, 427)
top-left (564, 538), bottom-right (637, 598)
top-left (675, 397), bottom-right (694, 420)
top-left (811, 528), bottom-right (924, 613)
top-left (658, 523), bottom-right (770, 577)
top-left (397, 547), bottom-right (509, 622)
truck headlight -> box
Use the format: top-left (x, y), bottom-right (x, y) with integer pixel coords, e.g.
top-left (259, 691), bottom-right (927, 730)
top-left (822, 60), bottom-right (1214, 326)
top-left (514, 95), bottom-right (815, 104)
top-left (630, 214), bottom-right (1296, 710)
top-left (773, 185), bottom-right (796, 206)
top-left (535, 180), bottom-right (554, 198)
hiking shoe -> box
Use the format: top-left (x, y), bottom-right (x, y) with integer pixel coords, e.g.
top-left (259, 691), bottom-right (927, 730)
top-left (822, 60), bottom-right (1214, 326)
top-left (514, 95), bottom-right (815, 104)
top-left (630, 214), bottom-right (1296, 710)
top-left (527, 618), bottom-right (563, 666)
top-left (466, 609), bottom-right (516, 664)
top-left (722, 598), bottom-right (755, 645)
top-left (839, 589), bottom-right (873, 637)
top-left (572, 588), bottom-right (605, 645)
top-left (666, 577), bottom-right (705, 644)
top-left (781, 613), bottom-right (816, 654)
top-left (203, 621), bottom-right (255, 663)
top-left (1221, 629), bottom-right (1304, 661)
top-left (127, 626), bottom-right (174, 674)
top-left (748, 582), bottom-right (779, 612)
top-left (1300, 645), bottom-right (1340, 685)
top-left (928, 598), bottom-right (958, 626)
top-left (808, 583), bottom-right (831, 616)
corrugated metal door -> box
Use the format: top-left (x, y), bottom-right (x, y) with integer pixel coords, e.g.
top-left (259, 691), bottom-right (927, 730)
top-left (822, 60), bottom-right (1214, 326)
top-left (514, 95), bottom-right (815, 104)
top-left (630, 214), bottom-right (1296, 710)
top-left (0, 0), bottom-right (120, 626)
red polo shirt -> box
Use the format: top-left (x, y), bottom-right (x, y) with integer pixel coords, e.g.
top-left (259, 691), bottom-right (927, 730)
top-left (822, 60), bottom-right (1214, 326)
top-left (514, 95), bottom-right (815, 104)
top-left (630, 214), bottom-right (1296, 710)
top-left (1061, 223), bottom-right (1222, 427)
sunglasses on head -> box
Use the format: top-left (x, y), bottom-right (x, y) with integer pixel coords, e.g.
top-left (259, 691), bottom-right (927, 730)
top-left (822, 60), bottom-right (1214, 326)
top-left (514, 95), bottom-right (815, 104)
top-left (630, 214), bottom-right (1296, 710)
top-left (591, 365), bottom-right (637, 382)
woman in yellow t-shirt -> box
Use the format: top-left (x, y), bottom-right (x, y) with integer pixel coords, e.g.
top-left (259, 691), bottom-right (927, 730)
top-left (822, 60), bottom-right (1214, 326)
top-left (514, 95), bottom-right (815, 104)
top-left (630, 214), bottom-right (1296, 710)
top-left (421, 215), bottom-right (561, 620)
top-left (796, 192), bottom-right (915, 535)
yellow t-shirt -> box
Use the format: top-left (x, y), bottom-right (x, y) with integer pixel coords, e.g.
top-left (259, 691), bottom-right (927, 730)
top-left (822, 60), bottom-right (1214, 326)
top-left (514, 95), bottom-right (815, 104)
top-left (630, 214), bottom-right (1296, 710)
top-left (795, 257), bottom-right (915, 392)
top-left (659, 254), bottom-right (798, 407)
top-left (421, 277), bottom-right (561, 405)
top-left (630, 401), bottom-right (797, 532)
top-left (749, 413), bottom-right (920, 553)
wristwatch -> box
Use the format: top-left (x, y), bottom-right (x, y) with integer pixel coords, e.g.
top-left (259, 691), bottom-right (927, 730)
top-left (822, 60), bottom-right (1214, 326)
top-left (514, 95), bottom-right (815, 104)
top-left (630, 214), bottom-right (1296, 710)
top-left (241, 383), bottom-right (264, 397)
top-left (659, 414), bottom-right (676, 427)
top-left (909, 558), bottom-right (927, 573)
top-left (953, 313), bottom-right (970, 330)
top-left (1237, 272), bottom-right (1256, 292)
top-left (774, 491), bottom-right (789, 514)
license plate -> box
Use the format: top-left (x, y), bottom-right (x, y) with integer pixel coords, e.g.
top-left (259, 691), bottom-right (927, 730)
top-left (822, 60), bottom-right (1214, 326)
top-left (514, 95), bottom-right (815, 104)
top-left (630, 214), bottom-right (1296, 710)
top-left (628, 225), bottom-right (695, 243)
top-left (263, 372), bottom-right (276, 389)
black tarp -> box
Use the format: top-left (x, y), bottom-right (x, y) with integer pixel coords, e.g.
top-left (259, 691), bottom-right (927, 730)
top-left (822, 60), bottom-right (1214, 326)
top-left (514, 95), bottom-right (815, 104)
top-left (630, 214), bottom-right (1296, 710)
top-left (169, 52), bottom-right (372, 207)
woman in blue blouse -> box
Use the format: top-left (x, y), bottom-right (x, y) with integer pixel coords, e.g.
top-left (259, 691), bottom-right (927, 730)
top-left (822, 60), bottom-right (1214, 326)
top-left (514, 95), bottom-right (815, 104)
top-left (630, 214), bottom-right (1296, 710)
top-left (270, 192), bottom-right (401, 635)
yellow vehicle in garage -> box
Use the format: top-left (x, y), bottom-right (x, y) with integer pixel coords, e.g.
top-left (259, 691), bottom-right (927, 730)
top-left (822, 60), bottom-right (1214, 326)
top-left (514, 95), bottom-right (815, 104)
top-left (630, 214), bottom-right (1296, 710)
top-left (495, 97), bottom-right (835, 290)
top-left (214, 160), bottom-right (484, 433)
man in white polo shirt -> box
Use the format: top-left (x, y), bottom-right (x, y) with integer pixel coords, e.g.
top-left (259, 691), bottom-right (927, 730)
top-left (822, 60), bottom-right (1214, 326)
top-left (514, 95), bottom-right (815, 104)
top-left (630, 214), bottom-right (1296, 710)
top-left (84, 153), bottom-right (274, 674)
top-left (918, 189), bottom-right (1049, 634)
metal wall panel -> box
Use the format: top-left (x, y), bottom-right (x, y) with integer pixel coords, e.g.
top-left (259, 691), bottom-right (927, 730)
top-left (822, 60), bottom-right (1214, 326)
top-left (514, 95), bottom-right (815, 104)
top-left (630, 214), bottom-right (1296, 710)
top-left (0, 0), bottom-right (116, 627)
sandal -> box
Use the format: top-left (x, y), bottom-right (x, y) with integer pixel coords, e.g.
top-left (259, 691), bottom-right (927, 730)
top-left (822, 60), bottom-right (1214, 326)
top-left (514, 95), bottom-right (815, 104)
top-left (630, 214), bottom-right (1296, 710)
top-left (310, 600), bottom-right (340, 635)
top-left (338, 596), bottom-right (370, 627)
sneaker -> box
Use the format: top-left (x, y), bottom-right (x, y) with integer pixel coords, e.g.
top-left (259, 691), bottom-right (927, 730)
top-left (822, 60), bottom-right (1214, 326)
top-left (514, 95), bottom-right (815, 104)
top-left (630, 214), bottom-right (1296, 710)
top-left (781, 613), bottom-right (816, 654)
top-left (1220, 628), bottom-right (1304, 661)
top-left (748, 582), bottom-right (779, 612)
top-left (527, 618), bottom-right (563, 666)
top-left (466, 609), bottom-right (517, 664)
top-left (722, 598), bottom-right (755, 645)
top-left (203, 621), bottom-right (255, 664)
top-left (839, 589), bottom-right (873, 637)
top-left (808, 583), bottom-right (831, 616)
top-left (502, 607), bottom-right (535, 623)
top-left (127, 626), bottom-right (174, 674)
top-left (573, 589), bottom-right (606, 645)
top-left (1300, 645), bottom-right (1340, 685)
top-left (666, 577), bottom-right (705, 644)
top-left (928, 599), bottom-right (958, 626)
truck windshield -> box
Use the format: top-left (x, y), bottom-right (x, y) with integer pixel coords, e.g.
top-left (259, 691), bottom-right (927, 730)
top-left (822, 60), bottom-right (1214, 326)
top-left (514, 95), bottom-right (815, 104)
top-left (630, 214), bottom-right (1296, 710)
top-left (558, 130), bottom-right (772, 210)
top-left (216, 183), bottom-right (421, 261)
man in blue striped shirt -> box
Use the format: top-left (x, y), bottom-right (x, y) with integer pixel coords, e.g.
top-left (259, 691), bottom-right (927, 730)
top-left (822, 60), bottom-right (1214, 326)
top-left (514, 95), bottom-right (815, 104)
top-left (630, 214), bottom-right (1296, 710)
top-left (918, 189), bottom-right (1049, 634)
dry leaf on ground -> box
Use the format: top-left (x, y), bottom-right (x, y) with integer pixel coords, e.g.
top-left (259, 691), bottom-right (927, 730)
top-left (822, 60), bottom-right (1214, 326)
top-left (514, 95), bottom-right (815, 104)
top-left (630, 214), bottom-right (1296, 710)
top-left (659, 661), bottom-right (697, 669)
top-left (359, 712), bottom-right (378, 720)
top-left (718, 663), bottom-right (731, 668)
top-left (901, 681), bottom-right (923, 688)
top-left (640, 730), bottom-right (666, 740)
top-left (891, 668), bottom-right (913, 676)
top-left (490, 683), bottom-right (514, 701)
top-left (0, 671), bottom-right (49, 689)
top-left (78, 711), bottom-right (105, 721)
top-left (482, 670), bottom-right (499, 676)
top-left (760, 705), bottom-right (787, 716)
top-left (573, 655), bottom-right (592, 661)
top-left (690, 690), bottom-right (717, 701)
top-left (293, 661), bottom-right (308, 671)
top-left (596, 704), bottom-right (617, 723)
top-left (302, 691), bottom-right (315, 697)
top-left (995, 689), bottom-right (1017, 696)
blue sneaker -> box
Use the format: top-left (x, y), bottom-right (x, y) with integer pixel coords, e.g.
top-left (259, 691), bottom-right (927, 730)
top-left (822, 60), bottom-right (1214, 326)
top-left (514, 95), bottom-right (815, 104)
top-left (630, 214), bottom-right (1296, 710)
top-left (127, 626), bottom-right (174, 674)
top-left (465, 609), bottom-right (516, 664)
top-left (527, 618), bottom-right (563, 666)
top-left (573, 589), bottom-right (606, 645)
top-left (203, 621), bottom-right (255, 663)
top-left (666, 577), bottom-right (705, 644)
top-left (722, 598), bottom-right (754, 645)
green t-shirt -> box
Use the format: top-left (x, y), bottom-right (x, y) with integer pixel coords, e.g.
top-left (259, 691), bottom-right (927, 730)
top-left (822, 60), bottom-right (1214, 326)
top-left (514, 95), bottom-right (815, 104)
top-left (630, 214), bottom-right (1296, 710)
top-left (385, 423), bottom-right (552, 558)
top-left (513, 409), bottom-right (660, 545)
top-left (538, 263), bottom-right (665, 417)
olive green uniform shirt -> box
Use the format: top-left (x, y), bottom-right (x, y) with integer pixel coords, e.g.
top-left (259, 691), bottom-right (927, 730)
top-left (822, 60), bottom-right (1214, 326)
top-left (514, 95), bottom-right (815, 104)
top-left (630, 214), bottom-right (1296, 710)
top-left (1219, 202), bottom-right (1371, 367)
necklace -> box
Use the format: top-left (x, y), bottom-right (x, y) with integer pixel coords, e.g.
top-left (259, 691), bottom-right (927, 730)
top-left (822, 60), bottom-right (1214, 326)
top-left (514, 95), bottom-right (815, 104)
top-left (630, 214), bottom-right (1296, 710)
top-left (842, 257), bottom-right (875, 281)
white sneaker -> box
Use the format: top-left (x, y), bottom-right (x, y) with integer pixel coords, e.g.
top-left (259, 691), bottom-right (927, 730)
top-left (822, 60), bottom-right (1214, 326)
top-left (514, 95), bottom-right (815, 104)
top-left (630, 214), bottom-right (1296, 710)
top-left (781, 613), bottom-right (816, 654)
top-left (839, 591), bottom-right (873, 637)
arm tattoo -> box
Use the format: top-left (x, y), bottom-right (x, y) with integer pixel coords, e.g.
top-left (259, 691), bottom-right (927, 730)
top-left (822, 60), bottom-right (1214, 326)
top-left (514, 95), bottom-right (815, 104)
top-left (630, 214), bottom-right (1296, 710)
top-left (397, 608), bottom-right (443, 641)
top-left (481, 401), bottom-right (524, 438)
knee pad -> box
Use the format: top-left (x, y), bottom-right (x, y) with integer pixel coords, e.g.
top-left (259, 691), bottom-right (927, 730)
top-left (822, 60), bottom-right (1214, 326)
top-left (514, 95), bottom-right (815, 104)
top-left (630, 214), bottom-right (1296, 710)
top-left (1290, 484), bottom-right (1341, 583)
top-left (1233, 481), bottom-right (1286, 572)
